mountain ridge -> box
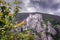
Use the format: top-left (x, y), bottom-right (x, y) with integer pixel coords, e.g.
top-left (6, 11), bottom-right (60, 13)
top-left (15, 12), bottom-right (60, 24)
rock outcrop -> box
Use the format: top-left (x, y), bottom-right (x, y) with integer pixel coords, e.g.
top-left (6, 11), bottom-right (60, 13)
top-left (24, 14), bottom-right (57, 40)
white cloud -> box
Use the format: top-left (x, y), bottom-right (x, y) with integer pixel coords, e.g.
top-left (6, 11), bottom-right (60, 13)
top-left (53, 0), bottom-right (60, 3)
top-left (56, 9), bottom-right (60, 13)
top-left (27, 7), bottom-right (36, 12)
top-left (54, 9), bottom-right (60, 15)
top-left (48, 12), bottom-right (54, 15)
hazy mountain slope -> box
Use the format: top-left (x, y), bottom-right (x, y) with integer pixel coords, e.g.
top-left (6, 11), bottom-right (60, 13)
top-left (15, 12), bottom-right (60, 24)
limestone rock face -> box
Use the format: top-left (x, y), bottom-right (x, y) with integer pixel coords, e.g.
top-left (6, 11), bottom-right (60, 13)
top-left (47, 21), bottom-right (57, 35)
top-left (48, 35), bottom-right (54, 40)
top-left (23, 14), bottom-right (57, 40)
top-left (26, 14), bottom-right (43, 32)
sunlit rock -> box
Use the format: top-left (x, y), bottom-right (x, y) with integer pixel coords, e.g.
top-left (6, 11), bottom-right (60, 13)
top-left (56, 25), bottom-right (60, 30)
top-left (48, 35), bottom-right (54, 40)
top-left (26, 14), bottom-right (43, 32)
top-left (23, 14), bottom-right (57, 40)
top-left (47, 21), bottom-right (57, 35)
top-left (41, 31), bottom-right (48, 40)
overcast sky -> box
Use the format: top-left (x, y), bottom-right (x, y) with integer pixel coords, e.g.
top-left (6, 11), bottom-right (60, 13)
top-left (5, 0), bottom-right (60, 16)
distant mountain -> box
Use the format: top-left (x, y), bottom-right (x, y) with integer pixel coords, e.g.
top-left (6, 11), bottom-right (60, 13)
top-left (14, 12), bottom-right (60, 24)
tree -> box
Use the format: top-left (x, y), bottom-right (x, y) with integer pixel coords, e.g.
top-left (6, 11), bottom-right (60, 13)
top-left (0, 0), bottom-right (34, 40)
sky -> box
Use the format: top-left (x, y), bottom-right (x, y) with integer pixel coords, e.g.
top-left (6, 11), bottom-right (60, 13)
top-left (5, 0), bottom-right (60, 16)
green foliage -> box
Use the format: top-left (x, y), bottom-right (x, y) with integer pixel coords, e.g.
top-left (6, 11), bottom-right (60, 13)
top-left (0, 0), bottom-right (34, 40)
top-left (43, 18), bottom-right (60, 40)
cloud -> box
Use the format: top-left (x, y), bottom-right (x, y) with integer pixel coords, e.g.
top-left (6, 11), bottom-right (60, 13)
top-left (4, 0), bottom-right (60, 16)
top-left (31, 0), bottom-right (60, 10)
top-left (21, 0), bottom-right (60, 16)
top-left (26, 7), bottom-right (37, 12)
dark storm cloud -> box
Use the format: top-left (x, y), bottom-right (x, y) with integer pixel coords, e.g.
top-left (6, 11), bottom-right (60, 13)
top-left (51, 3), bottom-right (59, 10)
top-left (31, 0), bottom-right (60, 10)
